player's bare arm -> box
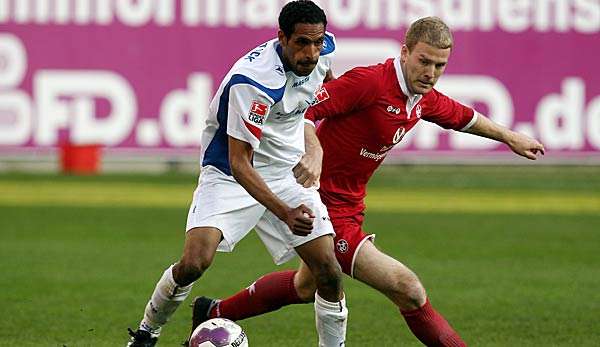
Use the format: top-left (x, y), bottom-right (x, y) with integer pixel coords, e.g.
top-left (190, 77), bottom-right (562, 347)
top-left (228, 136), bottom-right (315, 235)
top-left (293, 123), bottom-right (323, 188)
top-left (463, 114), bottom-right (545, 160)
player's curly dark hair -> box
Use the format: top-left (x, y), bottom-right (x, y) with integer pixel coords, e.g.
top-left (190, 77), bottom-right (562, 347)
top-left (278, 0), bottom-right (327, 38)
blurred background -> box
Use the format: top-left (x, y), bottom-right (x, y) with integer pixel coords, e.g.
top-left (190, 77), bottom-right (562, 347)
top-left (1, 1), bottom-right (599, 346)
top-left (2, 0), bottom-right (600, 171)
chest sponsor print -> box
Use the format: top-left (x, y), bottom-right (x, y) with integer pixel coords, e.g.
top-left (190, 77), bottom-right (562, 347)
top-left (360, 127), bottom-right (406, 161)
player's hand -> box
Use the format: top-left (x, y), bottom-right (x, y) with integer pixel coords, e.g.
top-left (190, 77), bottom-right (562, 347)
top-left (284, 204), bottom-right (315, 236)
top-left (507, 132), bottom-right (545, 160)
top-left (293, 151), bottom-right (323, 188)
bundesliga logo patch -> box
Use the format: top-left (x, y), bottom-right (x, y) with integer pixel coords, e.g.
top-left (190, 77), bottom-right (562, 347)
top-left (248, 101), bottom-right (268, 125)
top-left (312, 85), bottom-right (330, 105)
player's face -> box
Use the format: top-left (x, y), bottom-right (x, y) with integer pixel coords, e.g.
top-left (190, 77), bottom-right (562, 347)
top-left (278, 23), bottom-right (325, 76)
top-left (401, 41), bottom-right (451, 94)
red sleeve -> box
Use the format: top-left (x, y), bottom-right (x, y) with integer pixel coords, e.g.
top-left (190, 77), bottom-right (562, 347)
top-left (421, 89), bottom-right (475, 130)
top-left (305, 66), bottom-right (382, 122)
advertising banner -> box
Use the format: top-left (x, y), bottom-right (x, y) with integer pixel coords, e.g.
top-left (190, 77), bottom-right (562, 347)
top-left (2, 0), bottom-right (600, 163)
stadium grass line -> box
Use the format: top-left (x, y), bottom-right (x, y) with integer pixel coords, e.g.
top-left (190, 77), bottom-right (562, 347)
top-left (1, 180), bottom-right (598, 214)
top-left (365, 188), bottom-right (600, 214)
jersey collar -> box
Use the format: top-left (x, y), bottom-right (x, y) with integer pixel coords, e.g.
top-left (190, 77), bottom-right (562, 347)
top-left (394, 56), bottom-right (423, 118)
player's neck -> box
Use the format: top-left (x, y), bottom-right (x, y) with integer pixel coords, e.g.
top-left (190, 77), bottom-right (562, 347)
top-left (275, 43), bottom-right (292, 73)
top-left (399, 62), bottom-right (417, 96)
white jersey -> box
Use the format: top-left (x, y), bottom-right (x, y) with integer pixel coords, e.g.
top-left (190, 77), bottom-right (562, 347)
top-left (200, 33), bottom-right (336, 179)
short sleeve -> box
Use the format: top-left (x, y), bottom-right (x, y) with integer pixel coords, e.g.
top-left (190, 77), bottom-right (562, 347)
top-left (226, 83), bottom-right (273, 150)
top-left (305, 65), bottom-right (382, 122)
top-left (421, 89), bottom-right (476, 130)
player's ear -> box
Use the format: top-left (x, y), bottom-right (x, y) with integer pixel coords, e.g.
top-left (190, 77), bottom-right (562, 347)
top-left (277, 30), bottom-right (287, 47)
top-left (400, 44), bottom-right (409, 63)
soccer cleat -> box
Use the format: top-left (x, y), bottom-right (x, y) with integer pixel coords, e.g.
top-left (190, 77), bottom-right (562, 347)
top-left (184, 296), bottom-right (220, 346)
top-left (127, 328), bottom-right (157, 347)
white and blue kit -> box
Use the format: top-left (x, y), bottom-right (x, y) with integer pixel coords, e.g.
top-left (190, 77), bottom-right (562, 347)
top-left (186, 33), bottom-right (337, 264)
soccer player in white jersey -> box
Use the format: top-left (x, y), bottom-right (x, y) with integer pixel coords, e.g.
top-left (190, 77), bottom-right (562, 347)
top-left (126, 1), bottom-right (347, 346)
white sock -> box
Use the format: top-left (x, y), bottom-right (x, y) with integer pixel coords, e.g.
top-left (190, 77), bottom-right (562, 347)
top-left (314, 292), bottom-right (348, 347)
top-left (138, 265), bottom-right (193, 337)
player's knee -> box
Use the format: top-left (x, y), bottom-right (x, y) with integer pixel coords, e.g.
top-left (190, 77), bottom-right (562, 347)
top-left (312, 260), bottom-right (343, 292)
top-left (390, 272), bottom-right (426, 310)
top-left (174, 255), bottom-right (213, 286)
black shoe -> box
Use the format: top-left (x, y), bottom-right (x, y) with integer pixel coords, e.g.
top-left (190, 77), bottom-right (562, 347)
top-left (127, 328), bottom-right (158, 347)
top-left (184, 296), bottom-right (219, 346)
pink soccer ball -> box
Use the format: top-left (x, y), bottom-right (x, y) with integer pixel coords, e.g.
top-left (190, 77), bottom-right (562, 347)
top-left (189, 318), bottom-right (248, 347)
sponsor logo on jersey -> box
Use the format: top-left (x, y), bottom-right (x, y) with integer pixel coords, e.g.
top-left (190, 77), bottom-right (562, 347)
top-left (359, 148), bottom-right (387, 161)
top-left (275, 65), bottom-right (285, 75)
top-left (336, 239), bottom-right (349, 254)
top-left (274, 106), bottom-right (307, 120)
top-left (248, 101), bottom-right (268, 125)
top-left (361, 127), bottom-right (406, 161)
top-left (387, 105), bottom-right (401, 115)
top-left (416, 104), bottom-right (422, 118)
top-left (393, 127), bottom-right (406, 144)
top-left (292, 76), bottom-right (310, 88)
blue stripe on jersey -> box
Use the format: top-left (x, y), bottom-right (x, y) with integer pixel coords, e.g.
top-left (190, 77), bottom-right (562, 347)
top-left (320, 33), bottom-right (335, 56)
top-left (202, 74), bottom-right (285, 175)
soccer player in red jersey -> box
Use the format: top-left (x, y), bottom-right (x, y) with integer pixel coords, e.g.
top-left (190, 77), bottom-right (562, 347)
top-left (190, 17), bottom-right (544, 346)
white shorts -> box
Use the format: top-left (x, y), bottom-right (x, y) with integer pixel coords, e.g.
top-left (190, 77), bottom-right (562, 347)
top-left (186, 165), bottom-right (335, 265)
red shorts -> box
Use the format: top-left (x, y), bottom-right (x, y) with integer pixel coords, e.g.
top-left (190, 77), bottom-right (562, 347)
top-left (331, 213), bottom-right (375, 277)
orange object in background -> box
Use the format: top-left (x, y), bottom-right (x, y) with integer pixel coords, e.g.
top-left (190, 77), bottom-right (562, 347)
top-left (60, 144), bottom-right (101, 175)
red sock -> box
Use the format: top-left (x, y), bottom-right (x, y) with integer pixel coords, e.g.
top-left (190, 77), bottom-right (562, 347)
top-left (401, 298), bottom-right (467, 347)
top-left (210, 270), bottom-right (304, 321)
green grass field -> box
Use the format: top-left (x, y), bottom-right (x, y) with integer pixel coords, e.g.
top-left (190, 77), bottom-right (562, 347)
top-left (1, 166), bottom-right (599, 346)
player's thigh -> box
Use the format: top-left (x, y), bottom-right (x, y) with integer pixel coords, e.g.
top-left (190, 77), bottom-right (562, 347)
top-left (330, 215), bottom-right (374, 277)
top-left (186, 166), bottom-right (265, 252)
top-left (255, 182), bottom-right (335, 265)
top-left (294, 235), bottom-right (338, 272)
top-left (353, 241), bottom-right (425, 306)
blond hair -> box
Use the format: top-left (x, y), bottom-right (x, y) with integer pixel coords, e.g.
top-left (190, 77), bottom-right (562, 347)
top-left (405, 16), bottom-right (453, 51)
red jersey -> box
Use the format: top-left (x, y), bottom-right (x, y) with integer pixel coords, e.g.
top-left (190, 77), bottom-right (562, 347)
top-left (305, 58), bottom-right (476, 218)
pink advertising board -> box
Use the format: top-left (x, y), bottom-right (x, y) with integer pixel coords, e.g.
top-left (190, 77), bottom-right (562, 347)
top-left (1, 0), bottom-right (600, 162)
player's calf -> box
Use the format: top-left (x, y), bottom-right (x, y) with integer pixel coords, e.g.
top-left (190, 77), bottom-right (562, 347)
top-left (295, 235), bottom-right (348, 347)
top-left (293, 264), bottom-right (318, 302)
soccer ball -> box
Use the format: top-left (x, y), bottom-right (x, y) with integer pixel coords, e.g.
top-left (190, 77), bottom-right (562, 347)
top-left (189, 318), bottom-right (248, 347)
